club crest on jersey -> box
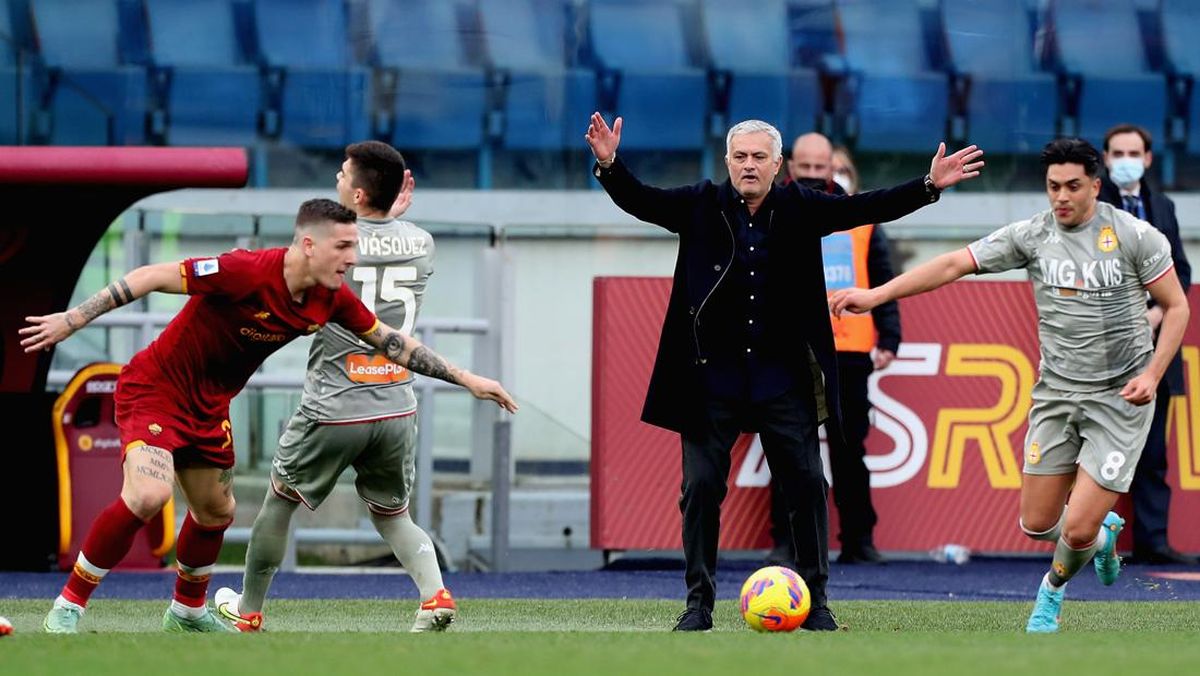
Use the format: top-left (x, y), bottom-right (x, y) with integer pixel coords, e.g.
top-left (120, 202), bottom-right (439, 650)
top-left (1097, 225), bottom-right (1118, 253)
top-left (148, 423), bottom-right (162, 435)
top-left (1027, 442), bottom-right (1041, 465)
top-left (307, 324), bottom-right (321, 333)
top-left (193, 258), bottom-right (220, 276)
top-left (254, 311), bottom-right (270, 321)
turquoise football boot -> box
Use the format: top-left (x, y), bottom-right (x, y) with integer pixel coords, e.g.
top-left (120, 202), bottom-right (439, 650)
top-left (1093, 511), bottom-right (1125, 586)
top-left (1025, 578), bottom-right (1064, 633)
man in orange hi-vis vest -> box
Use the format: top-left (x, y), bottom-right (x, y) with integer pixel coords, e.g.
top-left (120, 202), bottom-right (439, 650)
top-left (767, 133), bottom-right (902, 565)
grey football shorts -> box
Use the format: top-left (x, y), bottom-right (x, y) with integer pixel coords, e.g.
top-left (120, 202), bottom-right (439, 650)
top-left (1021, 380), bottom-right (1154, 492)
top-left (271, 411), bottom-right (416, 512)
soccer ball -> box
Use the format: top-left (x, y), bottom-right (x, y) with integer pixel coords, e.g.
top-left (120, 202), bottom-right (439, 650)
top-left (739, 566), bottom-right (810, 632)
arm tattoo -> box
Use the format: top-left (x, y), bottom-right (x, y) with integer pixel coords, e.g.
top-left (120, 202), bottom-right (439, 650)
top-left (219, 468), bottom-right (233, 486)
top-left (382, 331), bottom-right (406, 363)
top-left (74, 289), bottom-right (115, 324)
top-left (406, 345), bottom-right (458, 384)
top-left (105, 278), bottom-right (134, 307)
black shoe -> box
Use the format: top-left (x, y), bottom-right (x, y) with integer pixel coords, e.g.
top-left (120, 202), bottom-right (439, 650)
top-left (837, 544), bottom-right (886, 565)
top-left (1127, 546), bottom-right (1200, 566)
top-left (672, 607), bottom-right (713, 632)
top-left (801, 605), bottom-right (842, 631)
top-left (764, 544), bottom-right (793, 567)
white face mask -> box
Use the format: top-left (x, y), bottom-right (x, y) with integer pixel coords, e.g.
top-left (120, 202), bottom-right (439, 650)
top-left (1108, 157), bottom-right (1145, 186)
top-left (833, 171), bottom-right (853, 194)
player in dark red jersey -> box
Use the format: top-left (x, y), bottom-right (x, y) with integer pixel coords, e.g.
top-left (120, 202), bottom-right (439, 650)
top-left (21, 198), bottom-right (517, 633)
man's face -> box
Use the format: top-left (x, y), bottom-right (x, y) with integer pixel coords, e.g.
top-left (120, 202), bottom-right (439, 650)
top-left (1105, 131), bottom-right (1152, 171)
top-left (726, 132), bottom-right (782, 200)
top-left (335, 158), bottom-right (362, 210)
top-left (306, 220), bottom-right (359, 290)
top-left (788, 142), bottom-right (832, 181)
top-left (1045, 163), bottom-right (1100, 227)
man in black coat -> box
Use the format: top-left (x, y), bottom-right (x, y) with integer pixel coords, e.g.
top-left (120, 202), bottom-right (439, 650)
top-left (1099, 123), bottom-right (1197, 566)
top-left (585, 112), bottom-right (984, 630)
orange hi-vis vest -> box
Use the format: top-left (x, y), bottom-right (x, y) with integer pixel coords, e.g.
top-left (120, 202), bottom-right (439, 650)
top-left (822, 223), bottom-right (876, 353)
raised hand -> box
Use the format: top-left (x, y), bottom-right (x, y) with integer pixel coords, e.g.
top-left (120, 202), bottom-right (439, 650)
top-left (929, 142), bottom-right (985, 189)
top-left (388, 169), bottom-right (415, 218)
top-left (585, 112), bottom-right (622, 163)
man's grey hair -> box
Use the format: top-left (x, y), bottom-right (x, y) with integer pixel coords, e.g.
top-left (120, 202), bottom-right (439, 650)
top-left (725, 120), bottom-right (783, 160)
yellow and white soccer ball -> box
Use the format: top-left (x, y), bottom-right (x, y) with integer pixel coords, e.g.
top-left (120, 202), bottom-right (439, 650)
top-left (739, 566), bottom-right (811, 632)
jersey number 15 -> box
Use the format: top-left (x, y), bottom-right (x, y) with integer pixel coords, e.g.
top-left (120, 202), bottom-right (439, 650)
top-left (352, 265), bottom-right (417, 335)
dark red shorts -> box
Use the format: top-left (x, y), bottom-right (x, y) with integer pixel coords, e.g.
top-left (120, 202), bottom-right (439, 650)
top-left (114, 376), bottom-right (236, 469)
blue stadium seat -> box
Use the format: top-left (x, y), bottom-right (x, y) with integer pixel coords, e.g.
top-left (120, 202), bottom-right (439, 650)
top-left (1, 0), bottom-right (26, 142)
top-left (29, 0), bottom-right (147, 144)
top-left (1159, 0), bottom-right (1200, 153)
top-left (144, 0), bottom-right (261, 146)
top-left (588, 0), bottom-right (707, 151)
top-left (479, 0), bottom-right (595, 150)
top-left (702, 0), bottom-right (821, 142)
top-left (368, 0), bottom-right (487, 150)
top-left (1049, 0), bottom-right (1167, 148)
top-left (253, 0), bottom-right (369, 148)
top-left (835, 0), bottom-right (948, 153)
top-left (941, 0), bottom-right (1057, 154)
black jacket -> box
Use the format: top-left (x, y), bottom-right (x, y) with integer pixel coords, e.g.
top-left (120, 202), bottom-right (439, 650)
top-left (595, 157), bottom-right (935, 434)
top-left (1099, 176), bottom-right (1191, 395)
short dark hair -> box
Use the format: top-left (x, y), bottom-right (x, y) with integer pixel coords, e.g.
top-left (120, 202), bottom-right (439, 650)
top-left (1040, 138), bottom-right (1101, 178)
top-left (1103, 123), bottom-right (1152, 153)
top-left (295, 198), bottom-right (357, 231)
top-left (345, 141), bottom-right (406, 212)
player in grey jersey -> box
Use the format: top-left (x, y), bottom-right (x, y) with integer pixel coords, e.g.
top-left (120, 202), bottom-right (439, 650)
top-left (830, 138), bottom-right (1189, 633)
top-left (217, 141), bottom-right (466, 632)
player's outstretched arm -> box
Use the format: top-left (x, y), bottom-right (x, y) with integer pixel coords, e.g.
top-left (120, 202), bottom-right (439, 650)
top-left (830, 248), bottom-right (976, 316)
top-left (1121, 268), bottom-right (1190, 405)
top-left (362, 322), bottom-right (519, 413)
top-left (20, 261), bottom-right (185, 352)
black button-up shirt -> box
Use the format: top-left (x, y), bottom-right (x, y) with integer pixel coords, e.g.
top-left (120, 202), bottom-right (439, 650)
top-left (702, 196), bottom-right (804, 402)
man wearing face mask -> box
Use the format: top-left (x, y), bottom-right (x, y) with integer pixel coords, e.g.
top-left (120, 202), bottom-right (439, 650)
top-left (1099, 124), bottom-right (1197, 566)
top-left (765, 133), bottom-right (901, 566)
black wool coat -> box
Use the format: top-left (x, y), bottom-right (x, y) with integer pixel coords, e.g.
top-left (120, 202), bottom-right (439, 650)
top-left (594, 157), bottom-right (937, 435)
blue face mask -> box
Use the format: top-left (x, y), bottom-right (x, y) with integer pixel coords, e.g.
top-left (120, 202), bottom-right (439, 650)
top-left (1109, 157), bottom-right (1145, 186)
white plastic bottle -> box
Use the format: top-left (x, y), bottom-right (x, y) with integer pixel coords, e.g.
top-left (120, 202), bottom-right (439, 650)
top-left (928, 544), bottom-right (971, 565)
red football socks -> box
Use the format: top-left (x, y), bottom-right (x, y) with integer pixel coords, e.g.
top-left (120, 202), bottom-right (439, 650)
top-left (173, 512), bottom-right (231, 608)
top-left (61, 498), bottom-right (147, 607)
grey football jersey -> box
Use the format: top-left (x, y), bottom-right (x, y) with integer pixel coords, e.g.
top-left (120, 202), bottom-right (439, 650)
top-left (299, 217), bottom-right (435, 422)
top-left (967, 201), bottom-right (1173, 392)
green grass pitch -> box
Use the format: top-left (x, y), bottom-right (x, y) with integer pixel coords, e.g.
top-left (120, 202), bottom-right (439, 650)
top-left (1, 599), bottom-right (1198, 675)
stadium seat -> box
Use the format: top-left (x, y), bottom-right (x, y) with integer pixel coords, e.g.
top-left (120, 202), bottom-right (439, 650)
top-left (0, 0), bottom-right (29, 143)
top-left (144, 0), bottom-right (261, 146)
top-left (479, 0), bottom-right (596, 150)
top-left (701, 0), bottom-right (821, 142)
top-left (1159, 0), bottom-right (1200, 153)
top-left (252, 0), bottom-right (369, 148)
top-left (29, 0), bottom-right (148, 144)
top-left (834, 0), bottom-right (949, 153)
top-left (367, 0), bottom-right (487, 151)
top-left (588, 0), bottom-right (707, 151)
top-left (941, 0), bottom-right (1058, 154)
top-left (1048, 0), bottom-right (1167, 148)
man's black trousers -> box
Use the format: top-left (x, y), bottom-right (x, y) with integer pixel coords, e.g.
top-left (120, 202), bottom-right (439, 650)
top-left (679, 386), bottom-right (828, 611)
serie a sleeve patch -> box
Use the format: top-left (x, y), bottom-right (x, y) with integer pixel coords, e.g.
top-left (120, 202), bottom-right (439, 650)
top-left (193, 259), bottom-right (220, 277)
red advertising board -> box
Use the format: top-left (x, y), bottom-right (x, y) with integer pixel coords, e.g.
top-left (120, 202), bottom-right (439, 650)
top-left (591, 278), bottom-right (1200, 553)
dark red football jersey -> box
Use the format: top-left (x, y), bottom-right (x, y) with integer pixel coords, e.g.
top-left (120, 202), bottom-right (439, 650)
top-left (119, 248), bottom-right (377, 422)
